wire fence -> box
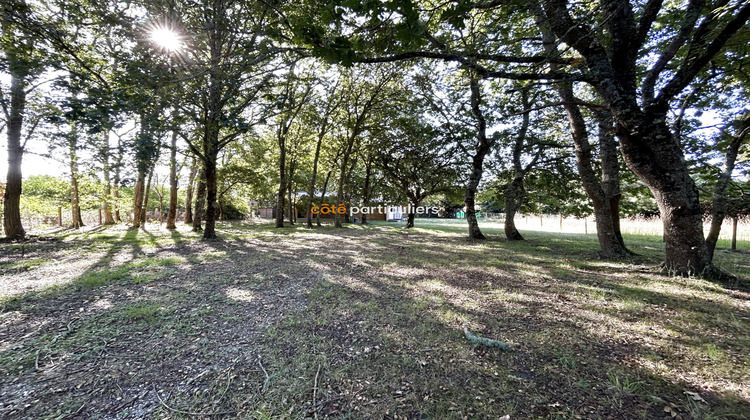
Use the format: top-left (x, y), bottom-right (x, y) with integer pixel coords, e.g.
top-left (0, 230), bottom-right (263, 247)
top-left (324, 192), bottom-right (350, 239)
top-left (474, 213), bottom-right (749, 247)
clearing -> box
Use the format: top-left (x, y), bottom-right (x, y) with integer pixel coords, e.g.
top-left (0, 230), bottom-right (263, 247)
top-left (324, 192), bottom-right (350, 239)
top-left (0, 220), bottom-right (748, 419)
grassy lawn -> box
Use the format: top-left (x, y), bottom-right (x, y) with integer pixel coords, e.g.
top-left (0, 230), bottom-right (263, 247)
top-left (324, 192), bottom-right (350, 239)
top-left (0, 219), bottom-right (748, 419)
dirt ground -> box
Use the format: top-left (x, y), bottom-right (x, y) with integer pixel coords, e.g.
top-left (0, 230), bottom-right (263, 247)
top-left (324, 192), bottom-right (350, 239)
top-left (0, 221), bottom-right (748, 419)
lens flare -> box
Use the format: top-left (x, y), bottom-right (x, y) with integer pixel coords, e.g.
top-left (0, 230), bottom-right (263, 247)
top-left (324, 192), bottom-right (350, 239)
top-left (150, 27), bottom-right (182, 51)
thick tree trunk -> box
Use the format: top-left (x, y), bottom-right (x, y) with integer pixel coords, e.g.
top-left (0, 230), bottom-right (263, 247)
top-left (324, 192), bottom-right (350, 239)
top-left (166, 130), bottom-right (178, 230)
top-left (538, 0), bottom-right (746, 274)
top-left (202, 139), bottom-right (220, 239)
top-left (184, 157), bottom-right (197, 224)
top-left (193, 168), bottom-right (206, 232)
top-left (617, 116), bottom-right (709, 273)
top-left (288, 182), bottom-right (294, 225)
top-left (3, 71), bottom-right (26, 239)
top-left (69, 129), bottom-right (84, 229)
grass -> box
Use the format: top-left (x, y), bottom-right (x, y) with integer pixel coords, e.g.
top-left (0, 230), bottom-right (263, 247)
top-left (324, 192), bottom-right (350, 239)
top-left (0, 219), bottom-right (748, 419)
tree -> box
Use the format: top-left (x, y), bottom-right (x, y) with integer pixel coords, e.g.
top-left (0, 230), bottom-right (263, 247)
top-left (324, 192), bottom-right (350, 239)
top-left (332, 66), bottom-right (397, 228)
top-left (1, 0), bottom-right (46, 239)
top-left (412, 66), bottom-right (497, 239)
top-left (376, 105), bottom-right (458, 228)
top-left (304, 73), bottom-right (342, 228)
top-left (272, 64), bottom-right (312, 228)
top-left (538, 0), bottom-right (750, 274)
top-left (300, 0), bottom-right (750, 275)
top-left (706, 112), bottom-right (750, 259)
top-left (163, 0), bottom-right (294, 239)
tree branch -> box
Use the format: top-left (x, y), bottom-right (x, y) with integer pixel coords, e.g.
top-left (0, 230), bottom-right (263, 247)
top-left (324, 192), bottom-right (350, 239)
top-left (654, 1), bottom-right (750, 109)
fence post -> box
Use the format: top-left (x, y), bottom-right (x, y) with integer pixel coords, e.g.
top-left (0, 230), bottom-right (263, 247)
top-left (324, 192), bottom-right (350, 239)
top-left (732, 217), bottom-right (738, 251)
top-left (58, 207), bottom-right (62, 227)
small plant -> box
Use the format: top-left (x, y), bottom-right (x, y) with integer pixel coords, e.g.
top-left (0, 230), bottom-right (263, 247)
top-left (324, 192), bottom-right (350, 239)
top-left (554, 352), bottom-right (577, 371)
top-left (74, 267), bottom-right (130, 288)
top-left (702, 343), bottom-right (722, 361)
top-left (121, 303), bottom-right (162, 323)
top-left (607, 371), bottom-right (644, 396)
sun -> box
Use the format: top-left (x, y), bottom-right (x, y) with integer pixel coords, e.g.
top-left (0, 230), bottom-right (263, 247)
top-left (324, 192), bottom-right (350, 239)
top-left (150, 27), bottom-right (182, 51)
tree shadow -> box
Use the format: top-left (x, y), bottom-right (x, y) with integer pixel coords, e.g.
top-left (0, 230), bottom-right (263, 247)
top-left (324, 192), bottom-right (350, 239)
top-left (1, 221), bottom-right (748, 419)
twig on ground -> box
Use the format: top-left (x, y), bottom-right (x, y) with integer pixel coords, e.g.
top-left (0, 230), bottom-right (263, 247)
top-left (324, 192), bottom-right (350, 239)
top-left (112, 389), bottom-right (149, 412)
top-left (62, 402), bottom-right (85, 419)
top-left (257, 354), bottom-right (272, 391)
top-left (312, 364), bottom-right (321, 420)
top-left (152, 383), bottom-right (236, 417)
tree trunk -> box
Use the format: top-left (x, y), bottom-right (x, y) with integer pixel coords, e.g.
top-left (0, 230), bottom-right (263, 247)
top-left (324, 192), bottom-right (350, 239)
top-left (276, 133), bottom-right (286, 228)
top-left (343, 157), bottom-right (357, 224)
top-left (504, 87), bottom-right (532, 241)
top-left (102, 131), bottom-right (115, 225)
top-left (335, 153), bottom-right (349, 228)
top-left (69, 128), bottom-right (84, 229)
top-left (287, 158), bottom-right (295, 225)
top-left (184, 157), bottom-right (197, 224)
top-left (555, 85), bottom-right (627, 257)
top-left (203, 154), bottom-right (218, 238)
top-left (706, 115), bottom-right (749, 260)
top-left (616, 115), bottom-right (709, 274)
top-left (555, 82), bottom-right (627, 258)
top-left (193, 168), bottom-right (206, 232)
top-left (504, 176), bottom-right (525, 240)
top-left (306, 141), bottom-right (323, 228)
top-left (2, 70), bottom-right (26, 239)
top-left (113, 136), bottom-right (123, 222)
top-left (533, 5), bottom-right (627, 258)
top-left (597, 111), bottom-right (628, 252)
top-left (141, 168), bottom-right (154, 226)
top-left (406, 212), bottom-right (416, 228)
top-left (360, 158), bottom-right (373, 225)
top-left (166, 130), bottom-right (178, 230)
top-left (465, 77), bottom-right (491, 240)
top-left (317, 170), bottom-right (332, 227)
top-left (132, 176), bottom-right (145, 229)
